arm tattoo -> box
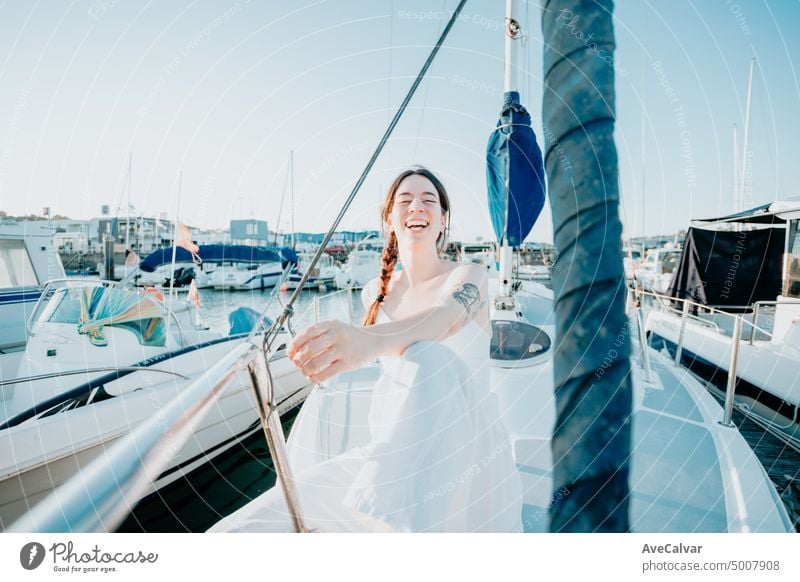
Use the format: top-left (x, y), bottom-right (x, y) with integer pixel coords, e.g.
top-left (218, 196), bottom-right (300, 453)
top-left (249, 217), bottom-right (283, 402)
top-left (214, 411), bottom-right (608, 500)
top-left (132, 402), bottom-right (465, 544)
top-left (451, 283), bottom-right (483, 318)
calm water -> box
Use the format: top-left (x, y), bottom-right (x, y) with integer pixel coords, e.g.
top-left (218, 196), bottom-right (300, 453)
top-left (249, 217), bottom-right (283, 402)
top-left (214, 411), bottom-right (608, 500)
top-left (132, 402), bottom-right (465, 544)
top-left (196, 284), bottom-right (366, 334)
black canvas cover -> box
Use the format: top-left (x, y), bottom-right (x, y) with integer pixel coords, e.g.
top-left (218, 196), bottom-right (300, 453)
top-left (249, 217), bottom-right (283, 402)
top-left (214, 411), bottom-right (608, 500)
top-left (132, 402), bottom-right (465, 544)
top-left (694, 202), bottom-right (783, 225)
top-left (667, 227), bottom-right (784, 310)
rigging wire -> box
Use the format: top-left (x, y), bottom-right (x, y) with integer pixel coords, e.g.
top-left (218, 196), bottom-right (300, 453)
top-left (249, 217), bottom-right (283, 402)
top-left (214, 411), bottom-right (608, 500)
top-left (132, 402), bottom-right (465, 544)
top-left (264, 0), bottom-right (470, 348)
top-left (272, 158), bottom-right (291, 247)
top-left (410, 0), bottom-right (450, 162)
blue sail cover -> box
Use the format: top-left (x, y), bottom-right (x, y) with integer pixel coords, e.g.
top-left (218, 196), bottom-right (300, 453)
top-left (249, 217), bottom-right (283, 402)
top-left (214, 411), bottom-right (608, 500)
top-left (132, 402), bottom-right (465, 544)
top-left (486, 91), bottom-right (546, 247)
top-left (140, 245), bottom-right (298, 272)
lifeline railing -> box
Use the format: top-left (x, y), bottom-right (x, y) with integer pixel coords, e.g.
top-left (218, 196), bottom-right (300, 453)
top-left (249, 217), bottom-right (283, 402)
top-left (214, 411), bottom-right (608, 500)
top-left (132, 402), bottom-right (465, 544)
top-left (632, 287), bottom-right (782, 428)
top-left (7, 338), bottom-right (309, 533)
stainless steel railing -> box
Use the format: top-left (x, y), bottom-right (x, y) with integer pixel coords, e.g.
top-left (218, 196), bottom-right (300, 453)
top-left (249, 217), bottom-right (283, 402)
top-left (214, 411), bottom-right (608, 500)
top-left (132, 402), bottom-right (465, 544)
top-left (7, 338), bottom-right (309, 533)
top-left (633, 287), bottom-right (776, 427)
top-left (0, 366), bottom-right (188, 389)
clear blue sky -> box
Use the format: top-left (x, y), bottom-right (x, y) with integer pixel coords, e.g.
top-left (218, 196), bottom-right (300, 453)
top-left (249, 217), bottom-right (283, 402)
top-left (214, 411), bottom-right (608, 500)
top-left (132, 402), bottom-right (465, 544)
top-left (0, 1), bottom-right (798, 243)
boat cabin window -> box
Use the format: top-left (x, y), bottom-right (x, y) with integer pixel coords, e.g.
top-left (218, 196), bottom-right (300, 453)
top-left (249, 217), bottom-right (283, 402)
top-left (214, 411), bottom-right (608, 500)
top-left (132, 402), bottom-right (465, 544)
top-left (0, 239), bottom-right (38, 288)
top-left (32, 284), bottom-right (166, 346)
top-left (490, 320), bottom-right (551, 362)
top-left (37, 287), bottom-right (84, 324)
top-left (785, 220), bottom-right (800, 299)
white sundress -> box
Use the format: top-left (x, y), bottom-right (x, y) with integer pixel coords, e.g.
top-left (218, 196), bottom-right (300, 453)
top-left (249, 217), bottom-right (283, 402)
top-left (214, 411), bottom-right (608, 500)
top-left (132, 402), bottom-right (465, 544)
top-left (209, 308), bottom-right (523, 533)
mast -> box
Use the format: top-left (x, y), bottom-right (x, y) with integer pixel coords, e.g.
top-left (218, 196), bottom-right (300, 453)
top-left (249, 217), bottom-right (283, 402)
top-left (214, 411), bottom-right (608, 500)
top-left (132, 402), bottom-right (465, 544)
top-left (290, 150), bottom-right (295, 249)
top-left (125, 153), bottom-right (132, 250)
top-left (497, 0), bottom-right (524, 306)
top-left (542, 0), bottom-right (632, 532)
top-left (504, 0), bottom-right (520, 93)
top-left (640, 44), bottom-right (646, 239)
top-left (733, 124), bottom-right (739, 212)
top-left (739, 57), bottom-right (755, 212)
top-left (168, 171), bottom-right (183, 314)
top-left (272, 157), bottom-right (290, 247)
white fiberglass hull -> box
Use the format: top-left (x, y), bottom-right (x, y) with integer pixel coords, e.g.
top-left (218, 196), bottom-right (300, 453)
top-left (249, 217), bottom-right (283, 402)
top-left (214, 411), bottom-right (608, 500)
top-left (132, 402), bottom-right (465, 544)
top-left (646, 308), bottom-right (800, 445)
top-left (0, 288), bottom-right (41, 352)
top-left (0, 336), bottom-right (311, 530)
top-left (211, 266), bottom-right (282, 290)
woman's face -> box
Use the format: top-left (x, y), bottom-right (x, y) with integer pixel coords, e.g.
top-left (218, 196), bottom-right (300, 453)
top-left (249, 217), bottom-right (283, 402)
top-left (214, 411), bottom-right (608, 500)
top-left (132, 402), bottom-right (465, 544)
top-left (387, 174), bottom-right (446, 249)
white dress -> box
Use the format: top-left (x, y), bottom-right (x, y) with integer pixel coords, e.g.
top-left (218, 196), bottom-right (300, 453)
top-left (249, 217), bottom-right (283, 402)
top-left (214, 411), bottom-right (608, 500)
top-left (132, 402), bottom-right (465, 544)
top-left (209, 308), bottom-right (523, 533)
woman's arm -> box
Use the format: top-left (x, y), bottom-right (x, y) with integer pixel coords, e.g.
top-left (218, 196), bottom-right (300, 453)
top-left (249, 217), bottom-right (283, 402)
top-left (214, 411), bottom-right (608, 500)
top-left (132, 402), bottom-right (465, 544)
top-left (288, 264), bottom-right (487, 383)
top-left (366, 264), bottom-right (487, 355)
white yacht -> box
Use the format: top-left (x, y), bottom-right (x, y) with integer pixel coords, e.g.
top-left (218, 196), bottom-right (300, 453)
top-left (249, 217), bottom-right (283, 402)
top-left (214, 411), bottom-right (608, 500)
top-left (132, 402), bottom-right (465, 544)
top-left (203, 274), bottom-right (791, 532)
top-left (635, 246), bottom-right (682, 293)
top-left (285, 251), bottom-right (339, 291)
top-left (201, 0), bottom-right (792, 532)
top-left (0, 278), bottom-right (311, 530)
top-left (334, 243), bottom-right (382, 290)
top-left (0, 222), bottom-right (65, 352)
top-left (644, 200), bottom-right (800, 447)
top-left (460, 242), bottom-right (496, 271)
top-left (207, 245), bottom-right (295, 291)
top-left (135, 244), bottom-right (248, 289)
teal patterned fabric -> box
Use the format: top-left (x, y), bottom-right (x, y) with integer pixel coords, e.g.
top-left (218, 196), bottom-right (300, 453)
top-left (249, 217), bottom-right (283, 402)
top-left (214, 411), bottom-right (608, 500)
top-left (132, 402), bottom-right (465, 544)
top-left (77, 286), bottom-right (166, 347)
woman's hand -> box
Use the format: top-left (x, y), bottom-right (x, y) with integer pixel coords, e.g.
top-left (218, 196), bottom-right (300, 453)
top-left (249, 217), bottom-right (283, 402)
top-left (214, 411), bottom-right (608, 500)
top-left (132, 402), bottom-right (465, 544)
top-left (287, 320), bottom-right (380, 383)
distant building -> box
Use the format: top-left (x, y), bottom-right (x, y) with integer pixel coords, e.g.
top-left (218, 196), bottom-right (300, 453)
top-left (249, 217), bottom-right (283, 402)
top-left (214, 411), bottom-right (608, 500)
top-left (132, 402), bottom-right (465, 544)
top-left (194, 229), bottom-right (228, 245)
top-left (230, 219), bottom-right (268, 245)
top-left (49, 216), bottom-right (178, 255)
top-left (95, 216), bottom-right (174, 253)
top-left (53, 231), bottom-right (89, 254)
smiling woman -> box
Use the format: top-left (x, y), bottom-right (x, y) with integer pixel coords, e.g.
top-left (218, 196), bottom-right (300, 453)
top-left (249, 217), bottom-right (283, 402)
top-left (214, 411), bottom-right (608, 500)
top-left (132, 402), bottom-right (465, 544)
top-left (209, 167), bottom-right (523, 533)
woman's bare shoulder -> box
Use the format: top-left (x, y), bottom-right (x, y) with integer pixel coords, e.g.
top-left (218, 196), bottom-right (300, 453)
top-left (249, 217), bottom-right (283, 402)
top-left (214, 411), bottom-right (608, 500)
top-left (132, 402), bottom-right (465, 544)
top-left (442, 261), bottom-right (487, 287)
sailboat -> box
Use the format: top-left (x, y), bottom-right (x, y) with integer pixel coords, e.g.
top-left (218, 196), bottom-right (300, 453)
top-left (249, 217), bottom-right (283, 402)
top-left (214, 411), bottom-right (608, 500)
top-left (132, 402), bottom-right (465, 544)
top-left (642, 58), bottom-right (800, 449)
top-left (6, 0), bottom-right (792, 533)
top-left (0, 276), bottom-right (312, 530)
top-left (205, 0), bottom-right (791, 533)
top-left (333, 236), bottom-right (383, 290)
top-left (644, 201), bottom-right (800, 448)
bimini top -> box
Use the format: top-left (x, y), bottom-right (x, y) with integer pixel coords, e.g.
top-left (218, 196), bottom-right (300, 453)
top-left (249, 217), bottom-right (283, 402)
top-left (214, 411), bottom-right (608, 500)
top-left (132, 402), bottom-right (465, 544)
top-left (693, 199), bottom-right (800, 226)
top-left (140, 245), bottom-right (298, 272)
